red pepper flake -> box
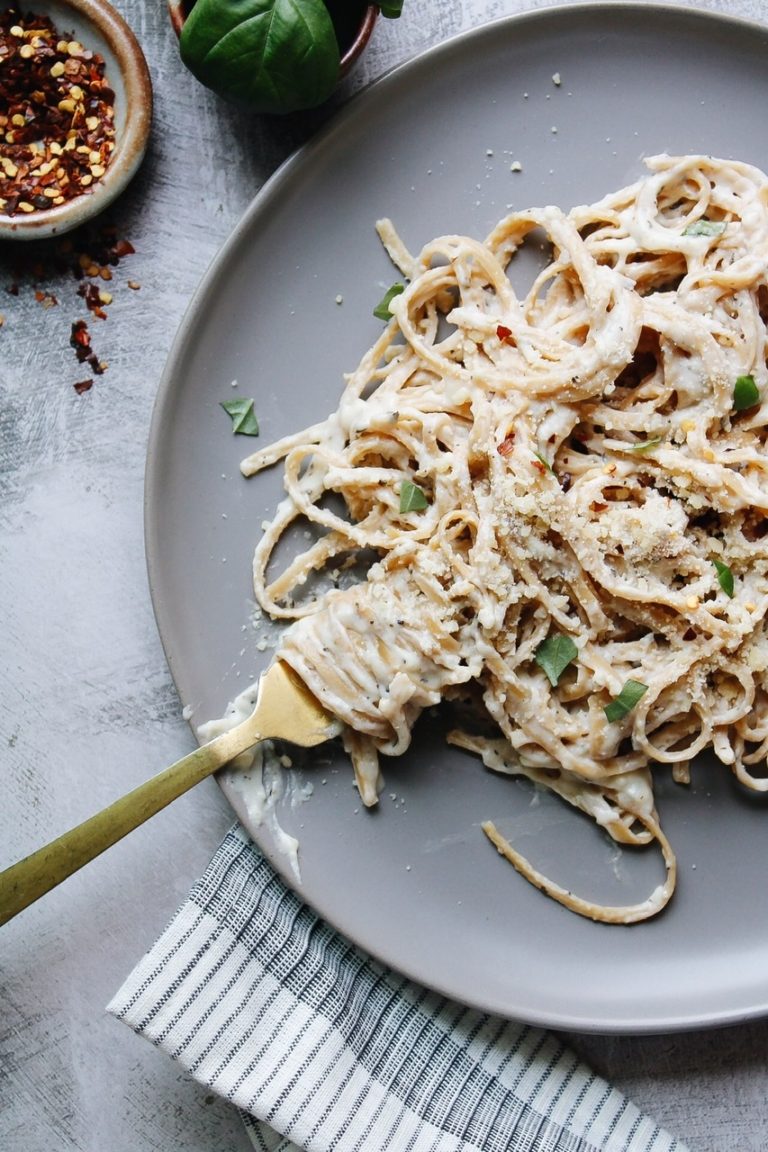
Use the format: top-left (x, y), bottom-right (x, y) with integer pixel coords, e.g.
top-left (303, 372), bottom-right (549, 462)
top-left (0, 6), bottom-right (116, 217)
top-left (497, 435), bottom-right (515, 457)
top-left (73, 377), bottom-right (93, 394)
top-left (113, 239), bottom-right (135, 258)
top-left (496, 324), bottom-right (513, 343)
top-left (69, 316), bottom-right (104, 373)
top-left (77, 279), bottom-right (108, 318)
top-left (70, 318), bottom-right (90, 355)
top-left (590, 501), bottom-right (608, 513)
top-left (532, 459), bottom-right (547, 475)
top-left (2, 222), bottom-right (136, 388)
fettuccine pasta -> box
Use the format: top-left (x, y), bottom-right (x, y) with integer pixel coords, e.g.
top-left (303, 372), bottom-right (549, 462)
top-left (239, 154), bottom-right (768, 922)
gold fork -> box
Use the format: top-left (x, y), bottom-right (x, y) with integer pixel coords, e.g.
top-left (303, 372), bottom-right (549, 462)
top-left (0, 662), bottom-right (339, 927)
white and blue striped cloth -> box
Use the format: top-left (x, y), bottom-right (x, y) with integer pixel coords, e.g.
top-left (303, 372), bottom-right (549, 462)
top-left (108, 824), bottom-right (687, 1152)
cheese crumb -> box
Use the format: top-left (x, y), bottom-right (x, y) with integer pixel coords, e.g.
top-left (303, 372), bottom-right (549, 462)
top-left (552, 72), bottom-right (562, 86)
top-left (510, 161), bottom-right (522, 172)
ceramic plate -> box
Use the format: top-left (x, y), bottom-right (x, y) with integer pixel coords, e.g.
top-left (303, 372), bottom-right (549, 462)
top-left (146, 3), bottom-right (768, 1032)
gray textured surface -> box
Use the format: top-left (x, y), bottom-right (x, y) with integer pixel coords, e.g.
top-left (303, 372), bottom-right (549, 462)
top-left (1, 1), bottom-right (767, 1150)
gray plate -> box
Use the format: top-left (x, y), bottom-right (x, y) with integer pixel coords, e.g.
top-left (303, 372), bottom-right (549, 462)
top-left (146, 3), bottom-right (768, 1032)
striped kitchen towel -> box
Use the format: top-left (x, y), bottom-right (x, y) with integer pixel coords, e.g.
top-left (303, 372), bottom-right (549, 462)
top-left (108, 823), bottom-right (687, 1152)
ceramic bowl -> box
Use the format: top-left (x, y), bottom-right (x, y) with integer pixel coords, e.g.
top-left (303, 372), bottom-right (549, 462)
top-left (0, 0), bottom-right (152, 240)
top-left (167, 1), bottom-right (379, 83)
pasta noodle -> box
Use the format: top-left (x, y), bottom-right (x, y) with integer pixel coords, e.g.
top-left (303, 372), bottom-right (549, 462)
top-left (239, 154), bottom-right (768, 922)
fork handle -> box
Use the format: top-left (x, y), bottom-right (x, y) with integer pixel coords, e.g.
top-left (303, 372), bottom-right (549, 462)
top-left (0, 725), bottom-right (258, 928)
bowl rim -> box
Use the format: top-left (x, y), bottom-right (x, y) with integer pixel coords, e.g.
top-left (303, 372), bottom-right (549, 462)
top-left (0, 0), bottom-right (153, 239)
top-left (339, 4), bottom-right (379, 77)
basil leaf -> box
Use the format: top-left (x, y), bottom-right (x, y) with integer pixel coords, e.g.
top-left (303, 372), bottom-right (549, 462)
top-left (713, 559), bottom-right (734, 598)
top-left (374, 282), bottom-right (405, 321)
top-left (533, 451), bottom-right (554, 474)
top-left (399, 480), bottom-right (428, 513)
top-left (379, 0), bottom-right (403, 14)
top-left (682, 220), bottom-right (726, 237)
top-left (534, 633), bottom-right (578, 687)
top-left (180, 0), bottom-right (340, 114)
top-left (221, 397), bottom-right (260, 435)
top-left (632, 436), bottom-right (663, 453)
top-left (603, 679), bottom-right (648, 723)
top-left (733, 374), bottom-right (760, 411)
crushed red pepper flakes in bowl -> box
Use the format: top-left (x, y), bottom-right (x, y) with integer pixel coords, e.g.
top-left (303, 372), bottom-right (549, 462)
top-left (0, 0), bottom-right (151, 238)
top-left (0, 7), bottom-right (116, 216)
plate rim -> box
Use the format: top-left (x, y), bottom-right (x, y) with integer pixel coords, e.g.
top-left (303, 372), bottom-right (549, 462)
top-left (144, 0), bottom-right (768, 1034)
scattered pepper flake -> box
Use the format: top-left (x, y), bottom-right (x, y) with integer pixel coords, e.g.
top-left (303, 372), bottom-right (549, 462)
top-left (73, 377), bottom-right (93, 393)
top-left (70, 317), bottom-right (91, 356)
top-left (77, 279), bottom-right (108, 317)
top-left (3, 222), bottom-right (136, 388)
top-left (68, 316), bottom-right (104, 374)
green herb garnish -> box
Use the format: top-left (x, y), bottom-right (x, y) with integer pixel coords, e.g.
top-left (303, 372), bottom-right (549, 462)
top-left (399, 480), bottom-right (428, 513)
top-left (221, 397), bottom-right (259, 436)
top-left (632, 436), bottom-right (664, 453)
top-left (603, 679), bottom-right (648, 723)
top-left (534, 633), bottom-right (578, 687)
top-left (379, 0), bottom-right (403, 14)
top-left (713, 559), bottom-right (734, 598)
top-left (733, 374), bottom-right (760, 412)
top-left (682, 220), bottom-right (727, 238)
top-left (374, 282), bottom-right (405, 321)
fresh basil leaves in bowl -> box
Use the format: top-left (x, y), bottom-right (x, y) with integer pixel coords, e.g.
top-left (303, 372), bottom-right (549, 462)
top-left (170, 0), bottom-right (403, 115)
